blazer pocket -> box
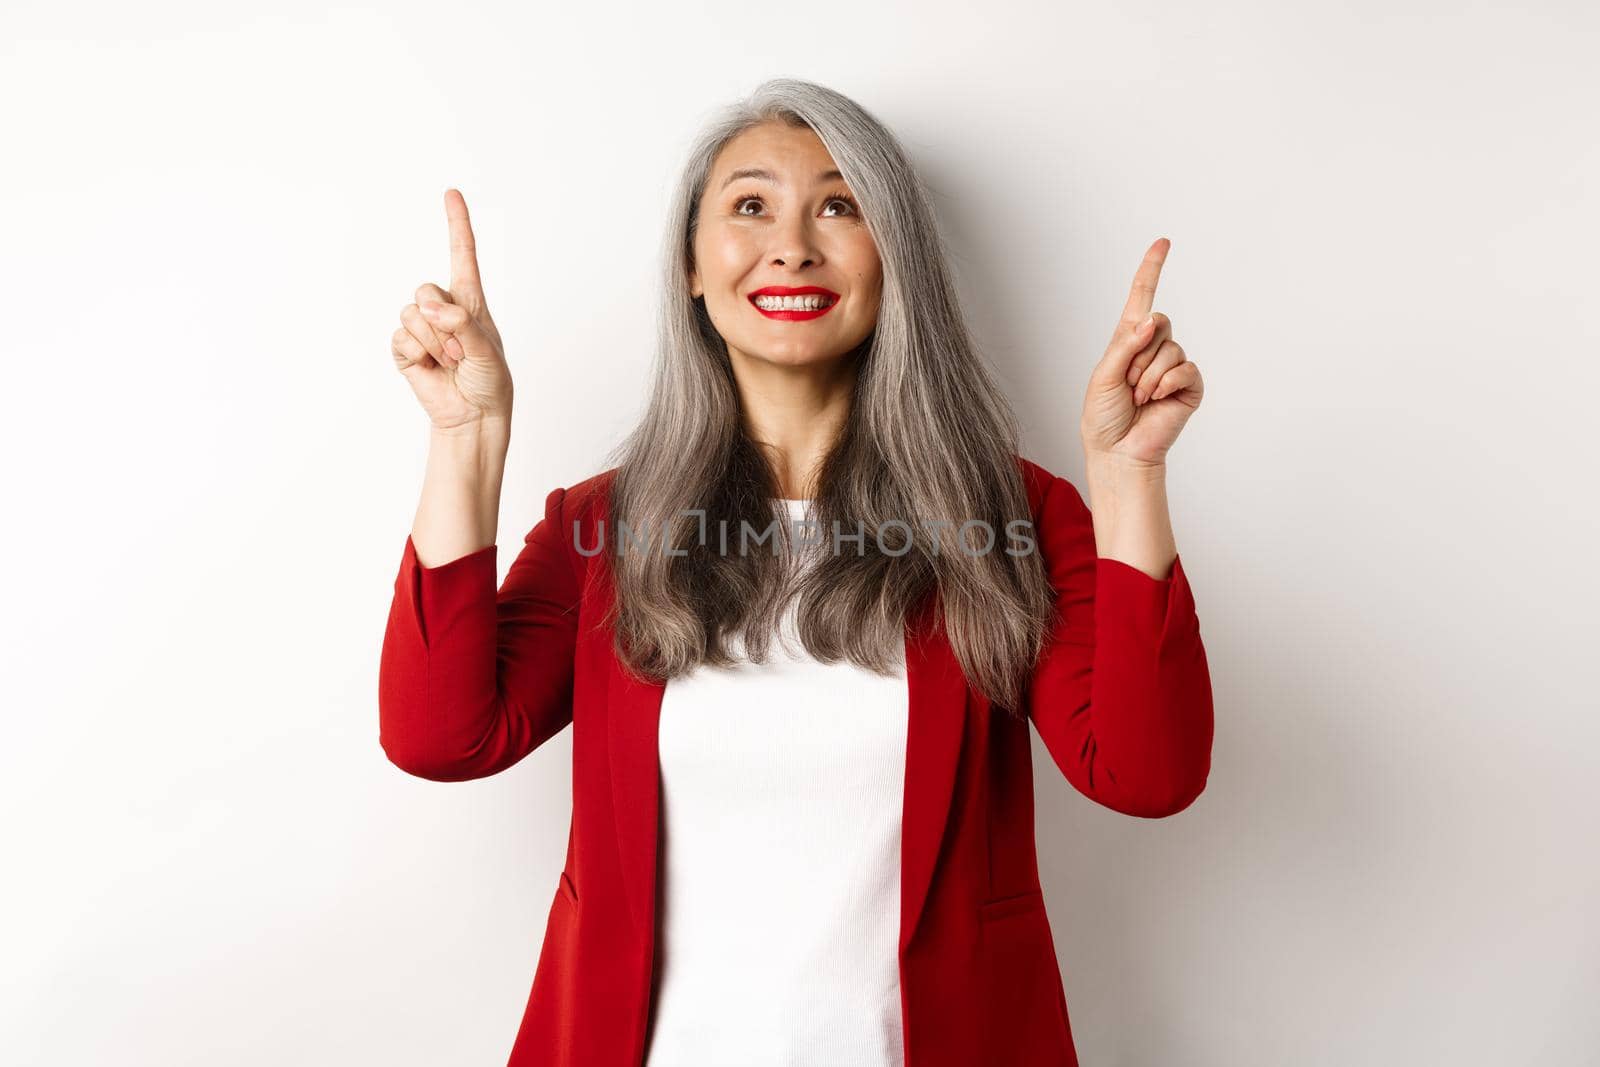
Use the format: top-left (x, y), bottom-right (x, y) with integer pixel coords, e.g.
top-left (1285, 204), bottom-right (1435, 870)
top-left (558, 870), bottom-right (579, 906)
top-left (978, 886), bottom-right (1045, 923)
top-left (978, 886), bottom-right (1072, 1063)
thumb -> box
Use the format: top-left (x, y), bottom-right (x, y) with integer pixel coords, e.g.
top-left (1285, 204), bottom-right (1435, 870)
top-left (419, 300), bottom-right (495, 361)
top-left (1092, 315), bottom-right (1155, 388)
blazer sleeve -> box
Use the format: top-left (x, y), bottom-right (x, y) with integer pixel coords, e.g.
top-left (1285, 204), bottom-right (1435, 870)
top-left (1026, 474), bottom-right (1215, 818)
top-left (378, 485), bottom-right (581, 782)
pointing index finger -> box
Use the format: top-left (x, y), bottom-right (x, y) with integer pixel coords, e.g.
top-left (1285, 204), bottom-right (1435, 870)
top-left (444, 188), bottom-right (483, 301)
top-left (1120, 237), bottom-right (1170, 327)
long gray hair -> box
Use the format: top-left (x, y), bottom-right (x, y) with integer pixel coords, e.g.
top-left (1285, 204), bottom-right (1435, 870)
top-left (598, 77), bottom-right (1055, 716)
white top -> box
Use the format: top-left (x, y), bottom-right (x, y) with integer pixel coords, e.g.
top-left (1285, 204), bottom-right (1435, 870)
top-left (644, 498), bottom-right (910, 1067)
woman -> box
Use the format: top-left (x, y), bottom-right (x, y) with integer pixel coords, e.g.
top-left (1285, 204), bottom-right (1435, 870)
top-left (381, 78), bottom-right (1212, 1067)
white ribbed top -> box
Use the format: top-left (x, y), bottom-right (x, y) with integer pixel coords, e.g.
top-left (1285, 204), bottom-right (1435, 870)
top-left (644, 498), bottom-right (909, 1067)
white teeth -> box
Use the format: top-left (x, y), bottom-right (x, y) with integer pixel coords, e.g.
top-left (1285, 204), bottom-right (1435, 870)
top-left (753, 294), bottom-right (834, 310)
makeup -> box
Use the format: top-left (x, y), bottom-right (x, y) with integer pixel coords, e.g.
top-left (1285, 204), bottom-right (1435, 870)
top-left (747, 285), bottom-right (840, 321)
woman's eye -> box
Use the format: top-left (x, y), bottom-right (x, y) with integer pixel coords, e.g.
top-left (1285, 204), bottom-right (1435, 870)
top-left (732, 195), bottom-right (858, 217)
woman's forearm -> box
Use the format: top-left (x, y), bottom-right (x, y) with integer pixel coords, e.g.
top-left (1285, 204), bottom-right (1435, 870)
top-left (1082, 450), bottom-right (1178, 581)
top-left (410, 415), bottom-right (512, 568)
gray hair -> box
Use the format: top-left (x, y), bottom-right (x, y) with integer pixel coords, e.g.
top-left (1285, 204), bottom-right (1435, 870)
top-left (599, 77), bottom-right (1055, 715)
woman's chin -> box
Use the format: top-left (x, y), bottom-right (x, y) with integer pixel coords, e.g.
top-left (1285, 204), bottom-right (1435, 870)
top-left (744, 346), bottom-right (855, 371)
top-left (723, 324), bottom-right (875, 371)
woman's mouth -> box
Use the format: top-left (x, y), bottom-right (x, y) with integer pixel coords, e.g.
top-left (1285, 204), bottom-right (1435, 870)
top-left (747, 286), bottom-right (839, 321)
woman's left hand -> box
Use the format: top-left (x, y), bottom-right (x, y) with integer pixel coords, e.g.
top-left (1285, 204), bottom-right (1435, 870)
top-left (1079, 238), bottom-right (1204, 466)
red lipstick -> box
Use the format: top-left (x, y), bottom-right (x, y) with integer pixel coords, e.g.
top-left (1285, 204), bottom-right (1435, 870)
top-left (747, 285), bottom-right (840, 321)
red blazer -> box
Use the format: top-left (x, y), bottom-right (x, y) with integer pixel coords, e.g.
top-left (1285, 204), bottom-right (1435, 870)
top-left (378, 455), bottom-right (1214, 1067)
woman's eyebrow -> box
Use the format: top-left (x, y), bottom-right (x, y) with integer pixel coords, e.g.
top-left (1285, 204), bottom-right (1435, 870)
top-left (719, 166), bottom-right (845, 189)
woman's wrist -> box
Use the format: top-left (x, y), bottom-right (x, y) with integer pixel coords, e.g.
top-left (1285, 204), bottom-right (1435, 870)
top-left (431, 412), bottom-right (512, 451)
top-left (1081, 447), bottom-right (1177, 578)
top-left (1082, 445), bottom-right (1167, 479)
top-left (413, 416), bottom-right (511, 566)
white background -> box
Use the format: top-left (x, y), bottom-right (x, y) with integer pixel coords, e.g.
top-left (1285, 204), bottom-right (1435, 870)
top-left (3, 1), bottom-right (1596, 1063)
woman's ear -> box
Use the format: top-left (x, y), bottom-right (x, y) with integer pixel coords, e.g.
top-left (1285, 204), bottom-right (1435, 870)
top-left (689, 267), bottom-right (702, 299)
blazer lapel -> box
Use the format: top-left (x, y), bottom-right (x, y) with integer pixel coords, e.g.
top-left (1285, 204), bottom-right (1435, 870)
top-left (606, 642), bottom-right (666, 941)
top-left (603, 585), bottom-right (968, 954)
top-left (898, 588), bottom-right (967, 953)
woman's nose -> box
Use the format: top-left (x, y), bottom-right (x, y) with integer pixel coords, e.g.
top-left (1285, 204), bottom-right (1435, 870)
top-left (769, 218), bottom-right (822, 269)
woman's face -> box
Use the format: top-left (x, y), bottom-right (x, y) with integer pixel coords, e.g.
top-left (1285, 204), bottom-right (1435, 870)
top-left (690, 121), bottom-right (883, 371)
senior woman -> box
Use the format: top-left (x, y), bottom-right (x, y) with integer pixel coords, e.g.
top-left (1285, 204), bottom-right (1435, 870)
top-left (380, 78), bottom-right (1213, 1067)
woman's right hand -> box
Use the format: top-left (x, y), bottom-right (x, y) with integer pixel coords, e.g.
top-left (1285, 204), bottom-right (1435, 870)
top-left (391, 188), bottom-right (515, 430)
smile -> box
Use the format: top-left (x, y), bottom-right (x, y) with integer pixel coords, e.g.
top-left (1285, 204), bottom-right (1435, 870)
top-left (747, 286), bottom-right (839, 320)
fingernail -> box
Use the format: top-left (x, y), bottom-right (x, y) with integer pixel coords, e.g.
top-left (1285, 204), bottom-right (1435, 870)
top-left (1141, 314), bottom-right (1154, 332)
top-left (420, 302), bottom-right (441, 318)
top-left (1134, 387), bottom-right (1147, 405)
